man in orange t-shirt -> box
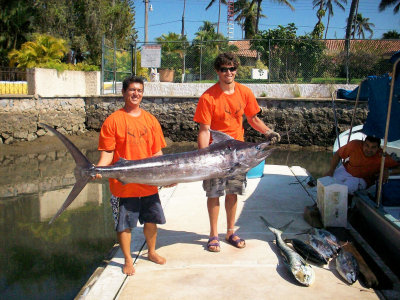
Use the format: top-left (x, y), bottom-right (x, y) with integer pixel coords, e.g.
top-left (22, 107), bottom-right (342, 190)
top-left (193, 52), bottom-right (281, 252)
top-left (95, 76), bottom-right (169, 276)
top-left (325, 136), bottom-right (400, 194)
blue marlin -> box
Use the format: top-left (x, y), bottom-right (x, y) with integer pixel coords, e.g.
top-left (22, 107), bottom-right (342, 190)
top-left (41, 123), bottom-right (274, 224)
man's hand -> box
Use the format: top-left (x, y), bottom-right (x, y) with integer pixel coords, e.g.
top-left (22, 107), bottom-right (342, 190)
top-left (264, 129), bottom-right (281, 144)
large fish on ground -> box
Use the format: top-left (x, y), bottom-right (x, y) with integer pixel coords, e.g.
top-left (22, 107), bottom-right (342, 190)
top-left (307, 234), bottom-right (336, 261)
top-left (335, 249), bottom-right (359, 284)
top-left (260, 216), bottom-right (315, 286)
top-left (284, 238), bottom-right (328, 265)
top-left (308, 228), bottom-right (341, 254)
top-left (41, 123), bottom-right (274, 224)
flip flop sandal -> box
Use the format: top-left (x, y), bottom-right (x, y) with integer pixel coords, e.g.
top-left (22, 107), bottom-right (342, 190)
top-left (207, 236), bottom-right (221, 252)
top-left (226, 233), bottom-right (246, 249)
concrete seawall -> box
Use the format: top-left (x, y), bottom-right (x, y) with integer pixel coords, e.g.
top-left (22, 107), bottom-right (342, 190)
top-left (0, 94), bottom-right (367, 147)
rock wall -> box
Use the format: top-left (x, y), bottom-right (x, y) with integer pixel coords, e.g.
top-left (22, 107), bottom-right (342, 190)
top-left (0, 96), bottom-right (86, 144)
top-left (0, 95), bottom-right (368, 147)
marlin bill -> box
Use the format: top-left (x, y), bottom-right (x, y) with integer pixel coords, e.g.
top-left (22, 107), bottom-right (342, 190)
top-left (41, 124), bottom-right (274, 224)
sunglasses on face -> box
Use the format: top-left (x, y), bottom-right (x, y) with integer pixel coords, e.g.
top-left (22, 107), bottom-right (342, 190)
top-left (219, 66), bottom-right (237, 73)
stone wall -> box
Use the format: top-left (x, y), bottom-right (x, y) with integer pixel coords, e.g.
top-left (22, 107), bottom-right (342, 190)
top-left (0, 96), bottom-right (86, 144)
top-left (0, 95), bottom-right (368, 147)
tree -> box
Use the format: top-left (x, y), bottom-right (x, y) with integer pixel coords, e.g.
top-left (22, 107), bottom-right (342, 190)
top-left (8, 34), bottom-right (68, 69)
top-left (156, 32), bottom-right (189, 81)
top-left (344, 0), bottom-right (359, 82)
top-left (382, 30), bottom-right (400, 39)
top-left (32, 0), bottom-right (137, 65)
top-left (234, 0), bottom-right (259, 39)
top-left (251, 0), bottom-right (295, 34)
top-left (351, 13), bottom-right (375, 39)
top-left (379, 0), bottom-right (400, 14)
top-left (312, 0), bottom-right (326, 39)
top-left (206, 0), bottom-right (228, 35)
top-left (322, 0), bottom-right (347, 39)
top-left (0, 0), bottom-right (36, 65)
top-left (191, 21), bottom-right (237, 79)
top-left (250, 23), bottom-right (325, 82)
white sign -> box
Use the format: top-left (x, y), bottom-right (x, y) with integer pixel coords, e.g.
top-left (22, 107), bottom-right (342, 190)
top-left (141, 44), bottom-right (161, 68)
top-left (251, 68), bottom-right (268, 80)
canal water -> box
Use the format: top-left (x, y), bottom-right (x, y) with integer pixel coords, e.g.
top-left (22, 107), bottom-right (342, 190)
top-left (0, 142), bottom-right (332, 299)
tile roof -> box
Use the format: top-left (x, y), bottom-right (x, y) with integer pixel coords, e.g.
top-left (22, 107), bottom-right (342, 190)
top-left (323, 39), bottom-right (400, 56)
top-left (229, 40), bottom-right (257, 58)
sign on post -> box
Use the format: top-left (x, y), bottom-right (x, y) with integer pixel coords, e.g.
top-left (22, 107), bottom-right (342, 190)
top-left (141, 44), bottom-right (161, 68)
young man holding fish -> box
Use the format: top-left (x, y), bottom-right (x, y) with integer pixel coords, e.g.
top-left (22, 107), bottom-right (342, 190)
top-left (194, 52), bottom-right (280, 252)
top-left (95, 76), bottom-right (169, 275)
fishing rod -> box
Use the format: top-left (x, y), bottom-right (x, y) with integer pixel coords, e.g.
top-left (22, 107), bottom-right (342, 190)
top-left (375, 56), bottom-right (400, 207)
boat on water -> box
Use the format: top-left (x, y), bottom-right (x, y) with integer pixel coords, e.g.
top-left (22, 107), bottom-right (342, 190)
top-left (332, 54), bottom-right (400, 286)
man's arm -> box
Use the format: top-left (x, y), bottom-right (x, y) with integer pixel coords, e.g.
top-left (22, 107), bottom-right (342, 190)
top-left (198, 123), bottom-right (211, 149)
top-left (324, 152), bottom-right (341, 177)
top-left (93, 150), bottom-right (114, 179)
top-left (247, 114), bottom-right (281, 143)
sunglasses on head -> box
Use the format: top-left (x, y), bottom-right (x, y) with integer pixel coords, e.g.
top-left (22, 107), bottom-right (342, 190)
top-left (219, 66), bottom-right (237, 73)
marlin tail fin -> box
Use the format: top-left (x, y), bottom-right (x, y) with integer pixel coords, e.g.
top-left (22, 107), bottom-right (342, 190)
top-left (40, 124), bottom-right (93, 224)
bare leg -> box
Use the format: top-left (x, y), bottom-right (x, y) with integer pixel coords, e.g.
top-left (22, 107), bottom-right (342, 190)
top-left (118, 229), bottom-right (135, 275)
top-left (144, 223), bottom-right (166, 265)
top-left (207, 197), bottom-right (220, 252)
top-left (225, 194), bottom-right (245, 248)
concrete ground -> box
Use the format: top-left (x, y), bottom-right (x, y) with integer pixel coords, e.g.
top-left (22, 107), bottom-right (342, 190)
top-left (80, 165), bottom-right (378, 300)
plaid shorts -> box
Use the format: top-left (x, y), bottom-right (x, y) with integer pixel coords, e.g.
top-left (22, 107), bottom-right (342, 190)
top-left (202, 174), bottom-right (247, 198)
top-left (110, 193), bottom-right (166, 232)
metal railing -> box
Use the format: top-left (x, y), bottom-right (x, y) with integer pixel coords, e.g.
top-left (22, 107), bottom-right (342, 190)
top-left (0, 67), bottom-right (28, 95)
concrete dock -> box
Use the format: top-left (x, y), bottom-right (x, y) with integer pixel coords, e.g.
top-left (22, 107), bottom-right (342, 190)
top-left (79, 165), bottom-right (378, 300)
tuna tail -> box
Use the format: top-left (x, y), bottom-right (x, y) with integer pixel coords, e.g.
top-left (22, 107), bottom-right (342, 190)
top-left (259, 216), bottom-right (294, 235)
top-left (40, 124), bottom-right (94, 224)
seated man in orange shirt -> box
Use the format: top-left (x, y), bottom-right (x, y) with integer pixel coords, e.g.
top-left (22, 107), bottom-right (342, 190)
top-left (325, 135), bottom-right (400, 195)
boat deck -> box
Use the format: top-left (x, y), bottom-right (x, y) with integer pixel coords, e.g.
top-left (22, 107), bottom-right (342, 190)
top-left (80, 165), bottom-right (378, 300)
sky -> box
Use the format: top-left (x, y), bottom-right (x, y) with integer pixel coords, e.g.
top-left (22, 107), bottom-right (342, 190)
top-left (133, 0), bottom-right (400, 42)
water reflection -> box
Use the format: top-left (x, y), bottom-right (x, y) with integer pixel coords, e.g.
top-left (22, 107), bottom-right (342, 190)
top-left (0, 149), bottom-right (116, 299)
top-left (0, 144), bottom-right (332, 299)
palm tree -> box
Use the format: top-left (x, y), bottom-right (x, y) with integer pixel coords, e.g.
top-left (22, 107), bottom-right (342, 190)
top-left (351, 13), bottom-right (375, 39)
top-left (8, 34), bottom-right (69, 69)
top-left (379, 0), bottom-right (400, 14)
top-left (323, 0), bottom-right (347, 39)
top-left (344, 0), bottom-right (358, 83)
top-left (206, 0), bottom-right (228, 35)
top-left (312, 0), bottom-right (326, 39)
top-left (234, 0), bottom-right (259, 39)
top-left (251, 0), bottom-right (295, 34)
top-left (382, 30), bottom-right (400, 39)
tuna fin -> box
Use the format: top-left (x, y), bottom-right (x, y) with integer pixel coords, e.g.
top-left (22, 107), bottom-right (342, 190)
top-left (40, 124), bottom-right (93, 224)
top-left (209, 129), bottom-right (234, 144)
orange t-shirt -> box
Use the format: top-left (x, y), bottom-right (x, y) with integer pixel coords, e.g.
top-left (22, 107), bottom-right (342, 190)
top-left (338, 140), bottom-right (398, 185)
top-left (193, 82), bottom-right (260, 141)
top-left (98, 108), bottom-right (167, 197)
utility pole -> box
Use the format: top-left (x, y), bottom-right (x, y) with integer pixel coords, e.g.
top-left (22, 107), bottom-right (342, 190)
top-left (181, 0), bottom-right (186, 37)
top-left (144, 0), bottom-right (149, 43)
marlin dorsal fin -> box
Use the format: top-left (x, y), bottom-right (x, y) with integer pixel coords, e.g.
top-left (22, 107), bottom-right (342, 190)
top-left (210, 129), bottom-right (234, 144)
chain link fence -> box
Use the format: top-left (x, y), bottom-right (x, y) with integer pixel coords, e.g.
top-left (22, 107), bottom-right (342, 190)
top-left (96, 38), bottom-right (399, 94)
top-left (101, 37), bottom-right (133, 94)
top-left (122, 39), bottom-right (399, 87)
